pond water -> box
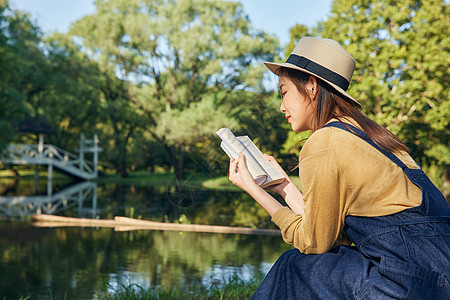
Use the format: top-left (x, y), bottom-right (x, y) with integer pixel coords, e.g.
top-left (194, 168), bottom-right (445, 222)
top-left (0, 177), bottom-right (291, 299)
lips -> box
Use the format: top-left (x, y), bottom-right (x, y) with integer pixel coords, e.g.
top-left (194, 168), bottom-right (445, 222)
top-left (286, 115), bottom-right (291, 121)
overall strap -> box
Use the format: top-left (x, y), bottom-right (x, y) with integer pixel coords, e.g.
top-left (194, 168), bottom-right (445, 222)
top-left (322, 121), bottom-right (412, 171)
top-left (324, 121), bottom-right (450, 217)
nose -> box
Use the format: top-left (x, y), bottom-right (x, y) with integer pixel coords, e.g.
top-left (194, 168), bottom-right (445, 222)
top-left (280, 101), bottom-right (286, 113)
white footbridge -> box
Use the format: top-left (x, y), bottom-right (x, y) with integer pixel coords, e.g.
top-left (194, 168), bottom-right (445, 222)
top-left (0, 134), bottom-right (102, 218)
top-left (1, 133), bottom-right (101, 180)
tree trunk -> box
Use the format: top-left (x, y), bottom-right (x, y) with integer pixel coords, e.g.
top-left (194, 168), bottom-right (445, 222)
top-left (174, 150), bottom-right (184, 180)
top-left (116, 140), bottom-right (129, 178)
top-left (118, 160), bottom-right (129, 178)
top-left (165, 145), bottom-right (184, 181)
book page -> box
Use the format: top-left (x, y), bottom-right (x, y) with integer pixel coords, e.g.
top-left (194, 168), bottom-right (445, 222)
top-left (219, 141), bottom-right (238, 159)
top-left (236, 136), bottom-right (284, 183)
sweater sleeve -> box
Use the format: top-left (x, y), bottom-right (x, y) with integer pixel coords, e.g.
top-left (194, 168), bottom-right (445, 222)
top-left (272, 144), bottom-right (350, 254)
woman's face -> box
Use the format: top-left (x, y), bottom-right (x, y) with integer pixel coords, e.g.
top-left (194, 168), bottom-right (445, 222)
top-left (278, 75), bottom-right (315, 132)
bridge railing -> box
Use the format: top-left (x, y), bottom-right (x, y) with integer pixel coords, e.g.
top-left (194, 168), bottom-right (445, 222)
top-left (4, 143), bottom-right (95, 178)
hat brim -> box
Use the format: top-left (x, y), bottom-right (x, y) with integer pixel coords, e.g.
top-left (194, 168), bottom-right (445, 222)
top-left (264, 61), bottom-right (361, 108)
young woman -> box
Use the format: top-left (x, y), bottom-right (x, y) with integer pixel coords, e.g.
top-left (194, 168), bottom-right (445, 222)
top-left (228, 37), bottom-right (450, 299)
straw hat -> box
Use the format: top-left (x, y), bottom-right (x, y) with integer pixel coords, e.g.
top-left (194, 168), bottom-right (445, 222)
top-left (265, 37), bottom-right (360, 108)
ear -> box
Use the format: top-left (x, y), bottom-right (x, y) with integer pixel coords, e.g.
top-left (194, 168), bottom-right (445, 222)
top-left (305, 76), bottom-right (318, 99)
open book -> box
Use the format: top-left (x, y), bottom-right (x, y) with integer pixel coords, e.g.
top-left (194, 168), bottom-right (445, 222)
top-left (216, 128), bottom-right (285, 188)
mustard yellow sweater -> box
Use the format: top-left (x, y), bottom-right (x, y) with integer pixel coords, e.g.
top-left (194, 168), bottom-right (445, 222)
top-left (272, 119), bottom-right (422, 254)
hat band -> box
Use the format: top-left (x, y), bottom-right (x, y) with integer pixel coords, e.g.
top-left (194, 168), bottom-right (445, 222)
top-left (285, 54), bottom-right (350, 91)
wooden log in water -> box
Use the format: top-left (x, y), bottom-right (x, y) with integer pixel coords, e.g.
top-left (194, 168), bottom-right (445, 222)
top-left (32, 214), bottom-right (117, 227)
top-left (33, 221), bottom-right (115, 228)
top-left (32, 214), bottom-right (281, 236)
top-left (114, 216), bottom-right (281, 235)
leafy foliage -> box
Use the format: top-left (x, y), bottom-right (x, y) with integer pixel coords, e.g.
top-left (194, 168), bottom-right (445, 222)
top-left (68, 0), bottom-right (279, 178)
top-left (314, 0), bottom-right (449, 171)
top-left (282, 1), bottom-right (449, 190)
top-left (0, 2), bottom-right (35, 150)
top-left (1, 0), bottom-right (448, 194)
top-left (284, 24), bottom-right (309, 59)
top-left (0, 1), bottom-right (103, 159)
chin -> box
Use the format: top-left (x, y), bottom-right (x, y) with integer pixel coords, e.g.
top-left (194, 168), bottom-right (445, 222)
top-left (291, 123), bottom-right (302, 131)
top-left (292, 124), bottom-right (310, 132)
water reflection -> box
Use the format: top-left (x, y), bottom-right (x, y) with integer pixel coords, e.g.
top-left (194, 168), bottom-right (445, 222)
top-left (0, 181), bottom-right (98, 218)
top-left (0, 179), bottom-right (290, 299)
top-left (0, 223), bottom-right (289, 299)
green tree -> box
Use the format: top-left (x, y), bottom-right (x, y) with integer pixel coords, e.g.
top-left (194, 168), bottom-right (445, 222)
top-left (1, 1), bottom-right (104, 171)
top-left (318, 0), bottom-right (449, 167)
top-left (275, 24), bottom-right (313, 162)
top-left (282, 1), bottom-right (449, 185)
top-left (0, 1), bottom-right (36, 152)
top-left (40, 33), bottom-right (103, 152)
top-left (68, 0), bottom-right (278, 179)
top-left (97, 70), bottom-right (143, 177)
top-left (284, 24), bottom-right (309, 59)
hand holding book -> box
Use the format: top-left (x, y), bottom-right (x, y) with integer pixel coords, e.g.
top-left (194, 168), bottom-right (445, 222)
top-left (216, 128), bottom-right (285, 188)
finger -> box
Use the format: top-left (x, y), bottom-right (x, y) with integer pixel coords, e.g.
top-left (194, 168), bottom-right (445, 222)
top-left (237, 153), bottom-right (250, 175)
top-left (264, 154), bottom-right (278, 166)
top-left (263, 154), bottom-right (288, 177)
top-left (230, 156), bottom-right (239, 175)
top-left (238, 152), bottom-right (246, 164)
top-left (229, 157), bottom-right (235, 171)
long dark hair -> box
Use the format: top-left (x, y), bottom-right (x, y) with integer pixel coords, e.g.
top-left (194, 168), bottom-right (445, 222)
top-left (279, 67), bottom-right (409, 154)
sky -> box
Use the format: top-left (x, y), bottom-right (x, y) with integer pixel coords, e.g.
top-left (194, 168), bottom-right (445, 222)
top-left (10, 0), bottom-right (334, 46)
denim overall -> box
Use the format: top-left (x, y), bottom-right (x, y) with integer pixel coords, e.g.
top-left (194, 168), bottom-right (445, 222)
top-left (252, 122), bottom-right (450, 299)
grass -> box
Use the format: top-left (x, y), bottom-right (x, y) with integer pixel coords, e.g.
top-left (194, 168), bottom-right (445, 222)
top-left (0, 168), bottom-right (71, 181)
top-left (96, 274), bottom-right (262, 300)
top-left (3, 275), bottom-right (262, 300)
top-left (93, 171), bottom-right (301, 191)
top-left (0, 168), bottom-right (303, 194)
top-left (95, 172), bottom-right (243, 191)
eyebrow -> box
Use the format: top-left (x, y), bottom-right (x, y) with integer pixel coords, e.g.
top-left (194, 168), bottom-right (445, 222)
top-left (278, 83), bottom-right (285, 90)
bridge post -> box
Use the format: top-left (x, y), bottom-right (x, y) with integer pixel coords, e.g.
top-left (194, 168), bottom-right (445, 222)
top-left (78, 132), bottom-right (102, 178)
top-left (47, 163), bottom-right (53, 196)
top-left (78, 188), bottom-right (83, 216)
top-left (38, 134), bottom-right (44, 156)
top-left (93, 133), bottom-right (99, 177)
top-left (34, 165), bottom-right (39, 194)
top-left (92, 186), bottom-right (98, 218)
top-left (79, 133), bottom-right (85, 170)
